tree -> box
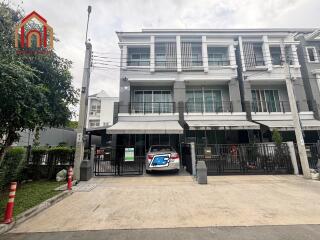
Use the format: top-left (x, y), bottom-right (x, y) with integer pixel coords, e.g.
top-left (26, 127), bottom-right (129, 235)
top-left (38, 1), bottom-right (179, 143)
top-left (66, 120), bottom-right (78, 129)
top-left (0, 3), bottom-right (78, 162)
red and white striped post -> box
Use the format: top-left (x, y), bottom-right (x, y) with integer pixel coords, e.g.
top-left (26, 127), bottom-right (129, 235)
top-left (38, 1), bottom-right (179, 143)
top-left (67, 166), bottom-right (73, 190)
top-left (3, 182), bottom-right (17, 224)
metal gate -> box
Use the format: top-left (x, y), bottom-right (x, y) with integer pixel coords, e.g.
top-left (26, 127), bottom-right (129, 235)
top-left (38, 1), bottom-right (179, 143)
top-left (190, 143), bottom-right (293, 175)
top-left (94, 147), bottom-right (144, 176)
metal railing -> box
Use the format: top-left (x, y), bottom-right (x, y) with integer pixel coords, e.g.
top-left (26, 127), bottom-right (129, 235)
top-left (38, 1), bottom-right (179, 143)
top-left (251, 101), bottom-right (291, 113)
top-left (127, 60), bottom-right (150, 66)
top-left (185, 101), bottom-right (233, 113)
top-left (208, 60), bottom-right (230, 66)
top-left (129, 102), bottom-right (175, 114)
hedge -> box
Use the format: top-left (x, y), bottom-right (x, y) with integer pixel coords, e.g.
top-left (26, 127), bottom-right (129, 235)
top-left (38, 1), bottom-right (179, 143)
top-left (0, 147), bottom-right (27, 191)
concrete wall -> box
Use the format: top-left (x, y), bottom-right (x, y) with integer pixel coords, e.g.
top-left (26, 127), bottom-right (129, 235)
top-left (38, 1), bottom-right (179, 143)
top-left (14, 127), bottom-right (101, 147)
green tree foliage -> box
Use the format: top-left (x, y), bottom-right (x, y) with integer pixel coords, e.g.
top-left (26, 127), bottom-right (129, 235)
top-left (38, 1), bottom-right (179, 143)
top-left (0, 3), bottom-right (78, 162)
top-left (66, 120), bottom-right (78, 129)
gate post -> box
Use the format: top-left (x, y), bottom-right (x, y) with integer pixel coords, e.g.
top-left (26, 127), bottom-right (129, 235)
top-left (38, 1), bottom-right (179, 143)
top-left (190, 142), bottom-right (196, 177)
top-left (287, 141), bottom-right (299, 175)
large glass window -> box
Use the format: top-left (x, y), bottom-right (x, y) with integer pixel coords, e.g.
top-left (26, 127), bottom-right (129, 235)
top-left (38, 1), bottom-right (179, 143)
top-left (207, 47), bottom-right (230, 66)
top-left (155, 42), bottom-right (177, 68)
top-left (127, 47), bottom-right (150, 66)
top-left (251, 89), bottom-right (281, 112)
top-left (270, 46), bottom-right (282, 65)
top-left (132, 90), bottom-right (172, 113)
top-left (181, 41), bottom-right (203, 68)
top-left (243, 42), bottom-right (265, 68)
top-left (186, 89), bottom-right (223, 113)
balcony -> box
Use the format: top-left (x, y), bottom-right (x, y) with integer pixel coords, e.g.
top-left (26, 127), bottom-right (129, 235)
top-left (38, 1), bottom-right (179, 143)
top-left (185, 101), bottom-right (233, 114)
top-left (129, 102), bottom-right (176, 114)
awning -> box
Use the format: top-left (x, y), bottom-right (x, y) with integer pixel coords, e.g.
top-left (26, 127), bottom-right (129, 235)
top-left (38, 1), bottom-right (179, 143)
top-left (106, 121), bottom-right (183, 134)
top-left (256, 119), bottom-right (320, 131)
top-left (186, 120), bottom-right (259, 130)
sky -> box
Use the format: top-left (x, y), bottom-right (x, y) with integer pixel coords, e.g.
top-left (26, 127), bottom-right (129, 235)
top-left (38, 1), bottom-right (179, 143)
top-left (9, 0), bottom-right (320, 114)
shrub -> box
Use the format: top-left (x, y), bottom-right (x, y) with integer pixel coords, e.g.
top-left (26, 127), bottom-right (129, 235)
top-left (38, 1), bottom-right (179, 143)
top-left (0, 147), bottom-right (27, 190)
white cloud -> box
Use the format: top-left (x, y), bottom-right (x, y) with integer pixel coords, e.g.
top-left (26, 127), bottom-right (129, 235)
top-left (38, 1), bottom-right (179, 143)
top-left (10, 0), bottom-right (320, 118)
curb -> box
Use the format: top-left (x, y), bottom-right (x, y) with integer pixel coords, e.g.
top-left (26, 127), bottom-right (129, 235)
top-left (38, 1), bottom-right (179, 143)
top-left (0, 190), bottom-right (73, 235)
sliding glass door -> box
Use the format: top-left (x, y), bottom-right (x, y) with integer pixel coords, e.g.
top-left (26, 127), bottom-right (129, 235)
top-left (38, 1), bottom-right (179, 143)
top-left (133, 90), bottom-right (172, 113)
top-left (186, 89), bottom-right (223, 113)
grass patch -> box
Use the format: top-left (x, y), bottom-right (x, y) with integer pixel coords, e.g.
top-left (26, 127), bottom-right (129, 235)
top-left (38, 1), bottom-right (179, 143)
top-left (0, 180), bottom-right (65, 220)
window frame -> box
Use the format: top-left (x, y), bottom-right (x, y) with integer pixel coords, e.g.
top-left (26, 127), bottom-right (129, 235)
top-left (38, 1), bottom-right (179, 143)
top-left (207, 46), bottom-right (230, 67)
top-left (186, 88), bottom-right (223, 113)
top-left (306, 46), bottom-right (319, 63)
top-left (127, 46), bottom-right (151, 67)
top-left (251, 89), bottom-right (281, 112)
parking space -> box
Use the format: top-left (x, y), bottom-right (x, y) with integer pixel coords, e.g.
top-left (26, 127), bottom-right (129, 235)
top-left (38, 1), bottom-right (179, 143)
top-left (10, 175), bottom-right (320, 233)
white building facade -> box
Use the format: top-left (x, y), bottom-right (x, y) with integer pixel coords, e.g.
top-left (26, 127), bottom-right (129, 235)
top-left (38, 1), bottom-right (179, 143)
top-left (87, 90), bottom-right (119, 129)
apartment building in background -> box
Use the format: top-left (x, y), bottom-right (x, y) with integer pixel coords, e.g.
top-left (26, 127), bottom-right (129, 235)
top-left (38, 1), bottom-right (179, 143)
top-left (87, 90), bottom-right (119, 129)
top-left (107, 29), bottom-right (320, 154)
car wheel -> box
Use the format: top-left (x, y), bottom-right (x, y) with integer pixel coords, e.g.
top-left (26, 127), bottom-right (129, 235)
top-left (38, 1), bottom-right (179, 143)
top-left (146, 170), bottom-right (152, 174)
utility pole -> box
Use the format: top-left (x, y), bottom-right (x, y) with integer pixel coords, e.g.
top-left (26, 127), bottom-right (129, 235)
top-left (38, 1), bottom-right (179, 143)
top-left (74, 6), bottom-right (92, 180)
top-left (283, 45), bottom-right (311, 179)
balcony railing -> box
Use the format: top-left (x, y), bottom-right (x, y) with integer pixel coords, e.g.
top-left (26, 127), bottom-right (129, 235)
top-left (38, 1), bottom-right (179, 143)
top-left (208, 60), bottom-right (230, 66)
top-left (127, 60), bottom-right (150, 66)
top-left (251, 101), bottom-right (290, 113)
top-left (185, 101), bottom-right (233, 113)
top-left (129, 102), bottom-right (175, 114)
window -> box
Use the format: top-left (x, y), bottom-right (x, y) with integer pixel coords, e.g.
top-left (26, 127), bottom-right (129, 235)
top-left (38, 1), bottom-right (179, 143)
top-left (306, 47), bottom-right (318, 62)
top-left (155, 42), bottom-right (177, 68)
top-left (207, 47), bottom-right (230, 66)
top-left (90, 102), bottom-right (101, 115)
top-left (132, 90), bottom-right (172, 113)
top-left (89, 120), bottom-right (100, 127)
top-left (243, 42), bottom-right (265, 68)
top-left (181, 41), bottom-right (203, 68)
top-left (284, 45), bottom-right (294, 65)
top-left (127, 47), bottom-right (150, 66)
top-left (186, 89), bottom-right (223, 113)
top-left (251, 89), bottom-right (281, 112)
top-left (270, 46), bottom-right (282, 65)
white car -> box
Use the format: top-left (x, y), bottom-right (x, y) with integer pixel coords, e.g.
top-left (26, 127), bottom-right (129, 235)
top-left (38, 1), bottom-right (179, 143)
top-left (145, 145), bottom-right (180, 173)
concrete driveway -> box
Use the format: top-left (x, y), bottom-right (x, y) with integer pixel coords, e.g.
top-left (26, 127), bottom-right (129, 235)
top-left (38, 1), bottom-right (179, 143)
top-left (10, 175), bottom-right (320, 233)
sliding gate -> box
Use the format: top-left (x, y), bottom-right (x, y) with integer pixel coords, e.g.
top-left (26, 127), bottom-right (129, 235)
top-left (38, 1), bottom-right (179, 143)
top-left (94, 146), bottom-right (144, 176)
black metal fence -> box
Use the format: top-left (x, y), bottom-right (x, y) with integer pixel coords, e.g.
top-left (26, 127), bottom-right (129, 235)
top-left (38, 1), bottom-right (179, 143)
top-left (94, 146), bottom-right (144, 176)
top-left (194, 143), bottom-right (293, 175)
top-left (295, 143), bottom-right (320, 171)
top-left (26, 146), bottom-right (75, 179)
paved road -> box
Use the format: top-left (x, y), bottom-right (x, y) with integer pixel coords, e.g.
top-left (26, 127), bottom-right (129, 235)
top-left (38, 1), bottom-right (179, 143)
top-left (2, 225), bottom-right (320, 240)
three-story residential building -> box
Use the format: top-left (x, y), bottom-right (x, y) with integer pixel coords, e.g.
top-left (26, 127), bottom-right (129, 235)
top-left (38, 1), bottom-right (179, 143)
top-left (296, 29), bottom-right (320, 142)
top-left (108, 29), bottom-right (320, 154)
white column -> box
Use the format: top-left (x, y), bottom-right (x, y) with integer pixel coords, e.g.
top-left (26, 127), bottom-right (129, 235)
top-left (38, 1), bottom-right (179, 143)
top-left (228, 44), bottom-right (236, 68)
top-left (122, 45), bottom-right (127, 69)
top-left (150, 36), bottom-right (155, 72)
top-left (291, 44), bottom-right (300, 68)
top-left (176, 35), bottom-right (182, 72)
top-left (262, 35), bottom-right (272, 71)
top-left (202, 36), bottom-right (208, 73)
top-left (287, 141), bottom-right (299, 175)
top-left (238, 36), bottom-right (246, 72)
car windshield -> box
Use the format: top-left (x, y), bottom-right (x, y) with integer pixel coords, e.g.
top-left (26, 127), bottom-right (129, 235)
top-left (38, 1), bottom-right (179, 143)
top-left (150, 146), bottom-right (174, 152)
